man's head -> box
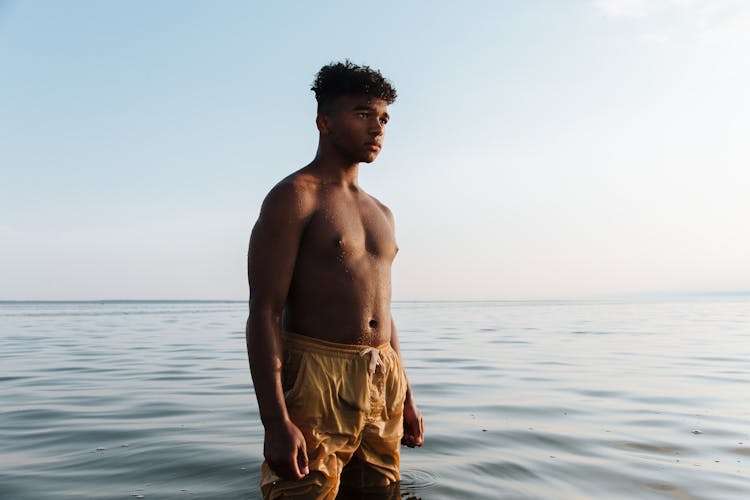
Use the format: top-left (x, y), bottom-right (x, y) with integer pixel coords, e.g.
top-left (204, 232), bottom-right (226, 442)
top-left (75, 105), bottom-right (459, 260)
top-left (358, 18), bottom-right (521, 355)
top-left (312, 61), bottom-right (396, 164)
top-left (311, 60), bottom-right (397, 115)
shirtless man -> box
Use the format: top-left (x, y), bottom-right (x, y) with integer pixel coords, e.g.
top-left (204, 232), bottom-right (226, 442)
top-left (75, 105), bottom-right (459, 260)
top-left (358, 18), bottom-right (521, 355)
top-left (246, 61), bottom-right (424, 499)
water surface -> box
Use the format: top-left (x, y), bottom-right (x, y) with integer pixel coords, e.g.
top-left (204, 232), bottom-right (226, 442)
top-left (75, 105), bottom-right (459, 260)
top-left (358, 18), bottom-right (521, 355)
top-left (1, 299), bottom-right (748, 499)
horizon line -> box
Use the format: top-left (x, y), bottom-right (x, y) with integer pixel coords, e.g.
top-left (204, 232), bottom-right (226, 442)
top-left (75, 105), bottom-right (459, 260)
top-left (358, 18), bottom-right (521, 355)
top-left (2, 290), bottom-right (749, 304)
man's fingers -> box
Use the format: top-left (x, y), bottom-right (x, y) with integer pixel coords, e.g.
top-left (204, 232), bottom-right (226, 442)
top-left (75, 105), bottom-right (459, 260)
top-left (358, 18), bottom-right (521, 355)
top-left (269, 457), bottom-right (301, 480)
top-left (402, 435), bottom-right (416, 447)
top-left (404, 417), bottom-right (424, 447)
top-left (402, 426), bottom-right (418, 447)
top-left (271, 445), bottom-right (306, 479)
top-left (285, 439), bottom-right (309, 479)
top-left (297, 439), bottom-right (309, 475)
top-left (264, 422), bottom-right (310, 479)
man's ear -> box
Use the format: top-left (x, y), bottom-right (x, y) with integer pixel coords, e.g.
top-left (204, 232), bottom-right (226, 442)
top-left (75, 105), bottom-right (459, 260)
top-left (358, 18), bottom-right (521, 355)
top-left (316, 114), bottom-right (331, 135)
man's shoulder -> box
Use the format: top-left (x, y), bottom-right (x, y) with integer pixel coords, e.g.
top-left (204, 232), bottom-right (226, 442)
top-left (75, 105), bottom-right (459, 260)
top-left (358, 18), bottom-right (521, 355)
top-left (364, 191), bottom-right (395, 224)
top-left (267, 170), bottom-right (320, 203)
top-left (261, 170), bottom-right (320, 220)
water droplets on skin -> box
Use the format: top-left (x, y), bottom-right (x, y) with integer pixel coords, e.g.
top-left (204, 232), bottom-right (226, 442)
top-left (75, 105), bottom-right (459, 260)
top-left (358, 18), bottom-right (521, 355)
top-left (335, 238), bottom-right (345, 256)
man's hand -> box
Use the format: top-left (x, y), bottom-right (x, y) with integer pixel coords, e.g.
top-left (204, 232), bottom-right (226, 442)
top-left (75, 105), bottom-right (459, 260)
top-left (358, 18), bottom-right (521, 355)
top-left (402, 399), bottom-right (424, 448)
top-left (264, 419), bottom-right (309, 479)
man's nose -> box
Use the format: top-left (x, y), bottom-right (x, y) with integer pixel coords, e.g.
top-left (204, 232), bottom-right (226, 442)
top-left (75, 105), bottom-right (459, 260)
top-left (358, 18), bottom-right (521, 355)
top-left (369, 118), bottom-right (384, 136)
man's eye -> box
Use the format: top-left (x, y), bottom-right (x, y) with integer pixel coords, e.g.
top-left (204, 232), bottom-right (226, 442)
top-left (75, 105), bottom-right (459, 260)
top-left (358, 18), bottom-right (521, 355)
top-left (357, 112), bottom-right (368, 118)
top-left (380, 118), bottom-right (388, 125)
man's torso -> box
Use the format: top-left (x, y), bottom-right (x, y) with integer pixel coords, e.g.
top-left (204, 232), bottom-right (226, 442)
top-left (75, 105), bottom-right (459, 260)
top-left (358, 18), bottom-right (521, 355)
top-left (283, 172), bottom-right (398, 346)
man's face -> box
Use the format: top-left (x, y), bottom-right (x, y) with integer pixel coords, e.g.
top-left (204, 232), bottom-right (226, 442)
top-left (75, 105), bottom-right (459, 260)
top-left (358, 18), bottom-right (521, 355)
top-left (323, 95), bottom-right (389, 164)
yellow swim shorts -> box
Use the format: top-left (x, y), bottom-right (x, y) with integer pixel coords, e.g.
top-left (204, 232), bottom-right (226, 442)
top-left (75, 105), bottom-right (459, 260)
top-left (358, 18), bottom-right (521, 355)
top-left (260, 331), bottom-right (407, 499)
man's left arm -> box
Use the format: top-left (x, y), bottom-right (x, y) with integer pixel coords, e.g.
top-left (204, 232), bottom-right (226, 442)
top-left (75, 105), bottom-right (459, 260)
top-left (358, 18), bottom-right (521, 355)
top-left (390, 316), bottom-right (424, 448)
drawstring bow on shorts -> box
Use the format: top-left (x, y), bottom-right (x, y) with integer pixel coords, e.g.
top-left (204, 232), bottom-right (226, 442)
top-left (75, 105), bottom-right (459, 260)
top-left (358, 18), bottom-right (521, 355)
top-left (359, 347), bottom-right (385, 375)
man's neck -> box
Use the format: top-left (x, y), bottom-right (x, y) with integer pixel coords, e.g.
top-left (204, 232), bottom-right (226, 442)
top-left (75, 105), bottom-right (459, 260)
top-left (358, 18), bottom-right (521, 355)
top-left (309, 149), bottom-right (360, 187)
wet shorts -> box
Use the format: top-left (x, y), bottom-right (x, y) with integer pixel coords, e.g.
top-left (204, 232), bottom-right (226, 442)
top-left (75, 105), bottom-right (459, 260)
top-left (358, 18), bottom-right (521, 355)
top-left (260, 331), bottom-right (407, 499)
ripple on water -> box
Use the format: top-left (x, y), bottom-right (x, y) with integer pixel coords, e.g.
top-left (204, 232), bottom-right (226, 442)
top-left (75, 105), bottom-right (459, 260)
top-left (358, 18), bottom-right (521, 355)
top-left (610, 440), bottom-right (690, 456)
top-left (642, 480), bottom-right (696, 498)
top-left (726, 446), bottom-right (750, 457)
top-left (399, 468), bottom-right (439, 489)
top-left (467, 459), bottom-right (540, 480)
top-left (489, 338), bottom-right (532, 345)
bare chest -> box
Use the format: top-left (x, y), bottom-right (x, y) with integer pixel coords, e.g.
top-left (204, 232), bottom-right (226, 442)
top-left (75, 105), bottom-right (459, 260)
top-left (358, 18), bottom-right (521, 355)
top-left (304, 195), bottom-right (398, 263)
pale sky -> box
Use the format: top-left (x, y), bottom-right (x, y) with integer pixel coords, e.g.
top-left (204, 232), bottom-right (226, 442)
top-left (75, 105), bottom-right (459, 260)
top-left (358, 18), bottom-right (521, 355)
top-left (1, 0), bottom-right (748, 301)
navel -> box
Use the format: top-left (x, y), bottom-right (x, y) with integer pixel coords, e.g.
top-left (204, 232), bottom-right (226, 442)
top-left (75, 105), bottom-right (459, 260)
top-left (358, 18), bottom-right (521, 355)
top-left (369, 319), bottom-right (378, 329)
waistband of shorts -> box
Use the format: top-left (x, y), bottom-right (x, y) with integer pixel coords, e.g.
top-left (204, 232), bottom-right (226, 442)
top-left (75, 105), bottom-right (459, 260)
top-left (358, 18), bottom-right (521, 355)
top-left (282, 331), bottom-right (392, 358)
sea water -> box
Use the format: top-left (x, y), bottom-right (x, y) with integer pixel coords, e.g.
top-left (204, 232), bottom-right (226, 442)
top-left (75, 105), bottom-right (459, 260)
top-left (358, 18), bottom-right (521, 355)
top-left (1, 299), bottom-right (748, 499)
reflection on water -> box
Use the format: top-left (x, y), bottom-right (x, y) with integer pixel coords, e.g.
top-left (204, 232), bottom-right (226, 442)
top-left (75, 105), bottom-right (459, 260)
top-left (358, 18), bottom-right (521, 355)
top-left (1, 299), bottom-right (748, 499)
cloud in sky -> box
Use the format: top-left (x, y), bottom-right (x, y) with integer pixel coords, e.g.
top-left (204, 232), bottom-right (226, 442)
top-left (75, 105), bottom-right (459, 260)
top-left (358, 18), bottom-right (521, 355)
top-left (699, 2), bottom-right (750, 47)
top-left (593, 0), bottom-right (750, 49)
top-left (591, 0), bottom-right (727, 19)
top-left (592, 0), bottom-right (749, 24)
top-left (593, 0), bottom-right (650, 18)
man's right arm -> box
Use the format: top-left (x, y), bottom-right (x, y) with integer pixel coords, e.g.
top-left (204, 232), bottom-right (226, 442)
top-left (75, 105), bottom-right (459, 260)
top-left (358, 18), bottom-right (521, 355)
top-left (246, 179), bottom-right (314, 479)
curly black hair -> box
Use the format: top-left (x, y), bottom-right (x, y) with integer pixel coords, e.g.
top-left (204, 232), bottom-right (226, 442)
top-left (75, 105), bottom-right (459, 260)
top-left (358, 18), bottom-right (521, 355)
top-left (311, 60), bottom-right (397, 113)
